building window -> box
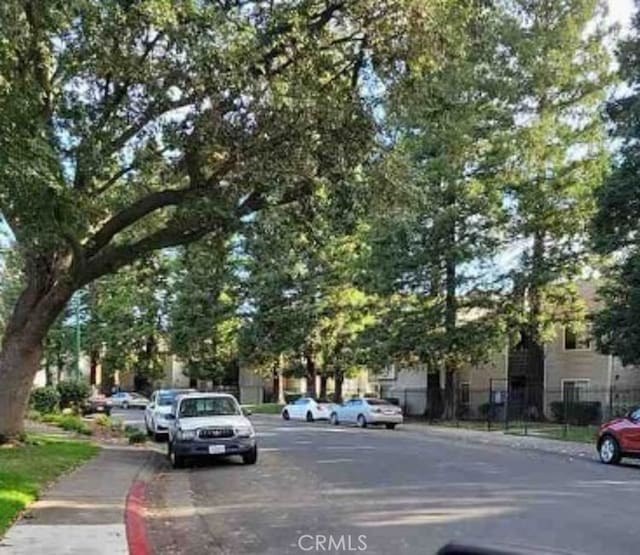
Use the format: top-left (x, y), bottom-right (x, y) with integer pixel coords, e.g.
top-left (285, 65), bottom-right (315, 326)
top-left (562, 379), bottom-right (590, 403)
top-left (564, 327), bottom-right (591, 351)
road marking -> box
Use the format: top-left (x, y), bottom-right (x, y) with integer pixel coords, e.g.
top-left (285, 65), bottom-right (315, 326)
top-left (317, 458), bottom-right (354, 464)
top-left (324, 445), bottom-right (376, 450)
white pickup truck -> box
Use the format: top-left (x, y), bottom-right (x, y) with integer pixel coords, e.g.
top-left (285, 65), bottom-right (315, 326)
top-left (166, 392), bottom-right (257, 469)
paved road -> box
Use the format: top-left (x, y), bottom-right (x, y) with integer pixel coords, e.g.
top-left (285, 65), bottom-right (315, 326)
top-left (111, 407), bottom-right (146, 429)
top-left (145, 416), bottom-right (640, 555)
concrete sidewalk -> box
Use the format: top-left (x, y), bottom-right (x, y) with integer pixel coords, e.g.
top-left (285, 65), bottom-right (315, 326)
top-left (0, 443), bottom-right (154, 555)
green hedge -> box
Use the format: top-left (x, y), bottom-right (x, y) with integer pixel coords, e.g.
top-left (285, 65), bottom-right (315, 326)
top-left (550, 401), bottom-right (602, 426)
top-left (30, 386), bottom-right (60, 414)
top-left (57, 380), bottom-right (91, 410)
top-left (42, 413), bottom-right (93, 436)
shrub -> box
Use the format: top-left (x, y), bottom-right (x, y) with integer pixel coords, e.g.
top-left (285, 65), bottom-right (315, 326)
top-left (43, 413), bottom-right (92, 435)
top-left (479, 402), bottom-right (503, 420)
top-left (26, 409), bottom-right (42, 422)
top-left (57, 380), bottom-right (91, 410)
top-left (127, 429), bottom-right (147, 444)
top-left (94, 414), bottom-right (112, 428)
top-left (550, 401), bottom-right (602, 426)
top-left (58, 415), bottom-right (93, 435)
top-left (30, 386), bottom-right (60, 414)
top-left (41, 413), bottom-right (63, 424)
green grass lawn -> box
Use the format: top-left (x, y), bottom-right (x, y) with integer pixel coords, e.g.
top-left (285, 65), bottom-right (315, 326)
top-left (244, 403), bottom-right (285, 415)
top-left (0, 434), bottom-right (99, 536)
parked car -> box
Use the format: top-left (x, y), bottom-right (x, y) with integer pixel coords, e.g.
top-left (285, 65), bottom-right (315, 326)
top-left (597, 406), bottom-right (640, 464)
top-left (109, 391), bottom-right (149, 409)
top-left (166, 392), bottom-right (257, 468)
top-left (281, 397), bottom-right (331, 422)
top-left (81, 394), bottom-right (112, 416)
top-left (329, 398), bottom-right (403, 429)
top-left (145, 389), bottom-right (195, 441)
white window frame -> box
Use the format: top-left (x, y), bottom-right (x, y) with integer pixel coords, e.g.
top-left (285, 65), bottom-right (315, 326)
top-left (563, 327), bottom-right (592, 352)
top-left (561, 378), bottom-right (591, 402)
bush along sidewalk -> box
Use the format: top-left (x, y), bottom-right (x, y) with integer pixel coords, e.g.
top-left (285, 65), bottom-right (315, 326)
top-left (0, 434), bottom-right (99, 536)
top-left (40, 413), bottom-right (93, 436)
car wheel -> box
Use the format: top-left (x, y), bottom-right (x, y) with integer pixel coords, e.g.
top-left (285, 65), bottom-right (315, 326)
top-left (242, 446), bottom-right (258, 465)
top-left (599, 435), bottom-right (621, 465)
top-left (385, 423), bottom-right (396, 430)
top-left (154, 429), bottom-right (164, 442)
top-left (330, 412), bottom-right (339, 425)
top-left (357, 414), bottom-right (367, 428)
top-left (282, 410), bottom-right (290, 420)
top-left (306, 411), bottom-right (314, 422)
top-left (168, 442), bottom-right (184, 469)
top-left (122, 401), bottom-right (129, 410)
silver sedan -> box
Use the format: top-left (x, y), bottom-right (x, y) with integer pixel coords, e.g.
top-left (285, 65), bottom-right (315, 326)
top-left (329, 398), bottom-right (403, 429)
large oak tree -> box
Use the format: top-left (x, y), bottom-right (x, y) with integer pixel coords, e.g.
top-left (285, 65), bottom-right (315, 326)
top-left (0, 0), bottom-right (449, 439)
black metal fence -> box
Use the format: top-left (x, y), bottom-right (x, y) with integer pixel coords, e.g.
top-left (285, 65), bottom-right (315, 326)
top-left (392, 382), bottom-right (640, 439)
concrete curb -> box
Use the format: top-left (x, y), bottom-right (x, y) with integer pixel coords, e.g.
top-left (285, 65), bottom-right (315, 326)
top-left (126, 480), bottom-right (151, 555)
top-left (125, 450), bottom-right (160, 555)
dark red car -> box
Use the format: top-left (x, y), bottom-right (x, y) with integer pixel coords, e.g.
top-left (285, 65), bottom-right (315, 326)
top-left (597, 407), bottom-right (640, 464)
top-left (81, 394), bottom-right (112, 417)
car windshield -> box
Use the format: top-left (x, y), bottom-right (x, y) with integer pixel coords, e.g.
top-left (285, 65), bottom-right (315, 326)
top-left (158, 394), bottom-right (174, 406)
top-left (179, 397), bottom-right (240, 417)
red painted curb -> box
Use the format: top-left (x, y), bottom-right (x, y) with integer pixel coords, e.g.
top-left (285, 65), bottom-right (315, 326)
top-left (126, 480), bottom-right (151, 555)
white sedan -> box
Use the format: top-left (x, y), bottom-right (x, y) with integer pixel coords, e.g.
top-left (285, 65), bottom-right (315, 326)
top-left (109, 391), bottom-right (149, 409)
top-left (329, 398), bottom-right (403, 429)
top-left (281, 398), bottom-right (331, 422)
top-left (144, 389), bottom-right (194, 441)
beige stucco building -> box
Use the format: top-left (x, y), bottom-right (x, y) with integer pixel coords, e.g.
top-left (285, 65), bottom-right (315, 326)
top-left (377, 283), bottom-right (640, 417)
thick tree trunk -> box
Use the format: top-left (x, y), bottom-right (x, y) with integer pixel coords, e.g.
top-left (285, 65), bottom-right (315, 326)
top-left (443, 367), bottom-right (456, 420)
top-left (443, 213), bottom-right (458, 420)
top-left (425, 367), bottom-right (444, 420)
top-left (319, 374), bottom-right (328, 401)
top-left (334, 368), bottom-right (344, 404)
top-left (0, 332), bottom-right (44, 440)
top-left (524, 230), bottom-right (546, 414)
top-left (276, 366), bottom-right (285, 405)
top-left (305, 352), bottom-right (317, 399)
top-left (44, 338), bottom-right (54, 386)
top-left (89, 350), bottom-right (99, 386)
top-left (0, 274), bottom-right (72, 441)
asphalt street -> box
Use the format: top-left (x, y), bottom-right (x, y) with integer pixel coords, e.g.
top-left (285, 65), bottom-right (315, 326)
top-left (140, 415), bottom-right (640, 555)
top-left (111, 407), bottom-right (146, 429)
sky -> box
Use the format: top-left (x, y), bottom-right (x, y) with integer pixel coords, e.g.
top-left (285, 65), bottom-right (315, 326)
top-left (609, 0), bottom-right (635, 32)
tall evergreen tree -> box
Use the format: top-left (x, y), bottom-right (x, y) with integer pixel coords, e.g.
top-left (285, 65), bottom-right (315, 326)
top-left (593, 1), bottom-right (640, 364)
top-left (361, 2), bottom-right (511, 417)
top-left (170, 237), bottom-right (241, 385)
top-left (502, 0), bottom-right (613, 395)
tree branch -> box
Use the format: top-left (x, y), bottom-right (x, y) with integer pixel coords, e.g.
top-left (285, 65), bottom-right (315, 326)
top-left (82, 220), bottom-right (224, 285)
top-left (85, 154), bottom-right (236, 256)
top-left (84, 189), bottom-right (190, 257)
